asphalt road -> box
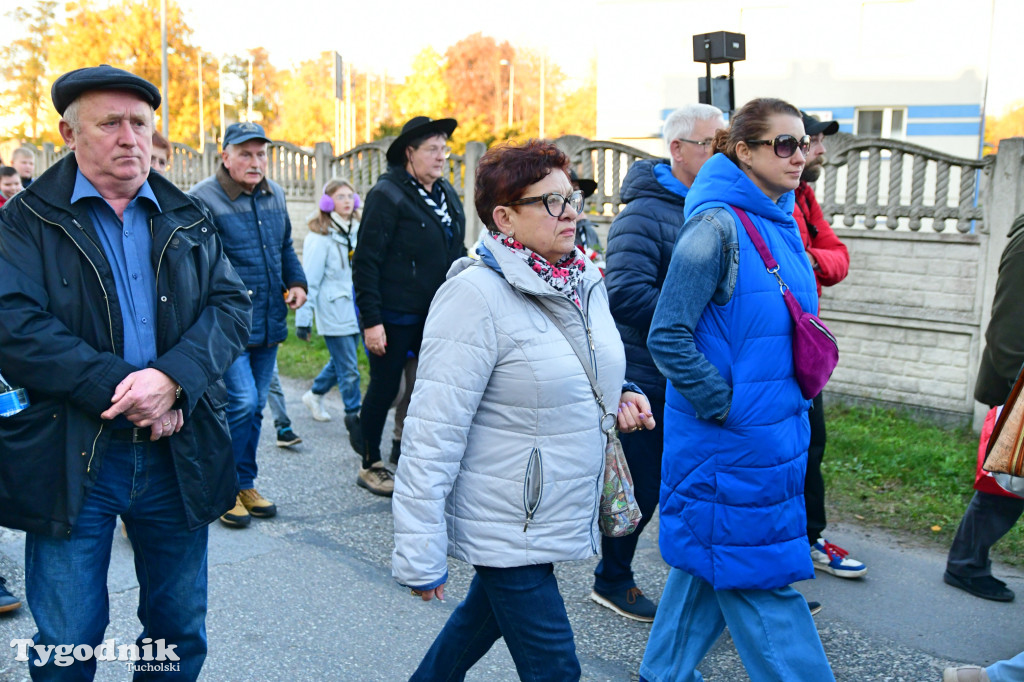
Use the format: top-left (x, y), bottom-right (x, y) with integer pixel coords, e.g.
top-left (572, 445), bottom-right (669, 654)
top-left (1, 377), bottom-right (1021, 681)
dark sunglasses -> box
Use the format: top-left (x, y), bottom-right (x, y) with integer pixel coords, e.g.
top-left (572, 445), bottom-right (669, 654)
top-left (745, 134), bottom-right (811, 158)
top-left (506, 190), bottom-right (584, 218)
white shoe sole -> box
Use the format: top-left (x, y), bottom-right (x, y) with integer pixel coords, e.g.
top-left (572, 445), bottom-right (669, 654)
top-left (588, 590), bottom-right (655, 622)
top-left (813, 562), bottom-right (867, 579)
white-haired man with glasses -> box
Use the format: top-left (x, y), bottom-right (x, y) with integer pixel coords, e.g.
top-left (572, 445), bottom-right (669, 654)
top-left (593, 103), bottom-right (725, 622)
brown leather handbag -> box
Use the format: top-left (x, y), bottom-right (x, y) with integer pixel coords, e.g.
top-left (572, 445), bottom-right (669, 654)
top-left (983, 364), bottom-right (1024, 477)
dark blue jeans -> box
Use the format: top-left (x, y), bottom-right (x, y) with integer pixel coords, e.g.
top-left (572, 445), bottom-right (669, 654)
top-left (594, 396), bottom-right (664, 594)
top-left (223, 345), bottom-right (279, 488)
top-left (24, 439), bottom-right (208, 680)
top-left (411, 563), bottom-right (580, 682)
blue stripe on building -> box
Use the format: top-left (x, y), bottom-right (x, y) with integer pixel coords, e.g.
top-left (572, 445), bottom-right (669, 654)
top-left (906, 122), bottom-right (980, 136)
top-left (907, 104), bottom-right (981, 118)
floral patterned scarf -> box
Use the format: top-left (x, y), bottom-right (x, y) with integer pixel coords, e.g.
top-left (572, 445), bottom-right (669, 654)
top-left (491, 232), bottom-right (587, 308)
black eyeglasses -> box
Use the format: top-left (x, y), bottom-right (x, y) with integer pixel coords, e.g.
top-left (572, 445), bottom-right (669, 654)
top-left (678, 138), bottom-right (714, 149)
top-left (745, 134), bottom-right (811, 158)
top-left (506, 190), bottom-right (584, 218)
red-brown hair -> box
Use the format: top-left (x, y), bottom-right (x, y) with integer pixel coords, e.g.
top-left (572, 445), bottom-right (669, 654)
top-left (475, 139), bottom-right (570, 230)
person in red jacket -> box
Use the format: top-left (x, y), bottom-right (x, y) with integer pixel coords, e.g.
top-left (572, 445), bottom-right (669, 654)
top-left (794, 111), bottom-right (866, 583)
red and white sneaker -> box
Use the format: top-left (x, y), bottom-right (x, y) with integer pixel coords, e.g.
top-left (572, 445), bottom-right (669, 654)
top-left (811, 537), bottom-right (867, 578)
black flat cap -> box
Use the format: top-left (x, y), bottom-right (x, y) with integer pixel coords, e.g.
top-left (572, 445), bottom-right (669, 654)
top-left (51, 64), bottom-right (161, 115)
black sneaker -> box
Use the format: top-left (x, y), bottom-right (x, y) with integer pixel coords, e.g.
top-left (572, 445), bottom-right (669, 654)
top-left (0, 576), bottom-right (22, 614)
top-left (276, 427), bottom-right (302, 448)
top-left (344, 414), bottom-right (363, 453)
top-left (589, 587), bottom-right (657, 622)
top-left (806, 599), bottom-right (823, 616)
top-left (389, 438), bottom-right (402, 466)
top-left (943, 570), bottom-right (1015, 602)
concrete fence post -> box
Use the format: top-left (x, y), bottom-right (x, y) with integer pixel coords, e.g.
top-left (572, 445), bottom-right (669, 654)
top-left (972, 137), bottom-right (1024, 428)
top-left (462, 141), bottom-right (486, 248)
top-left (314, 142), bottom-right (334, 198)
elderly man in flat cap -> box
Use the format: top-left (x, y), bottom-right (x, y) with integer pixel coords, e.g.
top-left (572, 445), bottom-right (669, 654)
top-left (191, 121), bottom-right (306, 528)
top-left (0, 64), bottom-right (251, 679)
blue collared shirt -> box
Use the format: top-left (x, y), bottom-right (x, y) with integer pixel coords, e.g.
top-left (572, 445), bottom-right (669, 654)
top-left (71, 170), bottom-right (161, 369)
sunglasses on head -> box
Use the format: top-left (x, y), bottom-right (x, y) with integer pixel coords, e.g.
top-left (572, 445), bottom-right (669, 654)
top-left (745, 134), bottom-right (811, 158)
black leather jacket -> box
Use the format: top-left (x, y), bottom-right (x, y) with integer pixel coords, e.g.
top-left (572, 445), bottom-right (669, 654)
top-left (353, 166), bottom-right (466, 328)
top-left (0, 155), bottom-right (252, 538)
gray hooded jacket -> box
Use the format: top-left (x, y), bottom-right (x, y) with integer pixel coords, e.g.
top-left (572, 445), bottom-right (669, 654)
top-left (392, 237), bottom-right (626, 589)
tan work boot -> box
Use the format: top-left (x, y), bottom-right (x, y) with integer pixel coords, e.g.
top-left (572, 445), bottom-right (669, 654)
top-left (219, 495), bottom-right (251, 528)
top-left (357, 462), bottom-right (395, 497)
top-left (239, 488), bottom-right (277, 518)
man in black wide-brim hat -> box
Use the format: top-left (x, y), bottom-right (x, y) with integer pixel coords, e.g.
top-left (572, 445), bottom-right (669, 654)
top-left (352, 116), bottom-right (466, 495)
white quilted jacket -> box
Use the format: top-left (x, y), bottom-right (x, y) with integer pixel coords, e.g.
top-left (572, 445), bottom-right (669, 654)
top-left (392, 237), bottom-right (627, 589)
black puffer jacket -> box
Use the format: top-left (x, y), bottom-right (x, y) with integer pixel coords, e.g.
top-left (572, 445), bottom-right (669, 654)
top-left (975, 214), bottom-right (1024, 407)
top-left (0, 155), bottom-right (252, 538)
top-left (604, 158), bottom-right (688, 399)
top-left (353, 167), bottom-right (466, 328)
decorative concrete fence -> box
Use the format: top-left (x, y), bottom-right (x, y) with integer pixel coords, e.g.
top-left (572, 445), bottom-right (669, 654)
top-left (26, 134), bottom-right (1024, 428)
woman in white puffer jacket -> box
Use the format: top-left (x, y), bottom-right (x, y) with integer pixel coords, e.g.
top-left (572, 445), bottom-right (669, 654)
top-left (392, 140), bottom-right (655, 682)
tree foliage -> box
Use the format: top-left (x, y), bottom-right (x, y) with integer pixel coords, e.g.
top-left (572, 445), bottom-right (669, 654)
top-left (0, 0), bottom-right (58, 143)
top-left (984, 102), bottom-right (1024, 155)
top-left (1, 10), bottom-right (599, 154)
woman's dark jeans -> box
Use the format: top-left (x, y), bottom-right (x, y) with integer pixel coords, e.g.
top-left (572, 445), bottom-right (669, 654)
top-left (410, 563), bottom-right (580, 682)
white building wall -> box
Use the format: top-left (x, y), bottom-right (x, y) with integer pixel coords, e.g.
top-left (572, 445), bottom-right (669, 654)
top-left (597, 0), bottom-right (993, 159)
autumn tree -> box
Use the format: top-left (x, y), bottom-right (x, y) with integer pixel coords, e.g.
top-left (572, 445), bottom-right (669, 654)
top-left (268, 52), bottom-right (334, 145)
top-left (444, 33), bottom-right (513, 132)
top-left (224, 47), bottom-right (281, 128)
top-left (395, 48), bottom-right (451, 122)
top-left (548, 58), bottom-right (597, 139)
top-left (984, 102), bottom-right (1024, 155)
top-left (0, 0), bottom-right (58, 144)
top-left (47, 0), bottom-right (205, 146)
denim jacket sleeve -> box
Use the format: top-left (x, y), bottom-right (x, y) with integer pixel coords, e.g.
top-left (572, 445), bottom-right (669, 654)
top-left (647, 208), bottom-right (738, 423)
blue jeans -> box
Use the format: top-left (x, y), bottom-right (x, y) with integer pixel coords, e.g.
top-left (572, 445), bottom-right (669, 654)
top-left (24, 440), bottom-right (208, 681)
top-left (411, 564), bottom-right (580, 682)
top-left (311, 334), bottom-right (362, 415)
top-left (595, 396), bottom-right (664, 594)
top-left (989, 650), bottom-right (1024, 681)
top-left (223, 345), bottom-right (278, 488)
top-left (640, 568), bottom-right (833, 682)
top-left (267, 360), bottom-right (291, 431)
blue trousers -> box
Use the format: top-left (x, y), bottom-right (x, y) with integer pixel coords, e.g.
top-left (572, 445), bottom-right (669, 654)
top-left (267, 360), bottom-right (291, 431)
top-left (411, 564), bottom-right (580, 682)
top-left (594, 396), bottom-right (664, 594)
top-left (24, 440), bottom-right (208, 681)
top-left (989, 650), bottom-right (1024, 681)
top-left (223, 345), bottom-right (278, 488)
top-left (311, 334), bottom-right (362, 415)
top-left (640, 568), bottom-right (833, 682)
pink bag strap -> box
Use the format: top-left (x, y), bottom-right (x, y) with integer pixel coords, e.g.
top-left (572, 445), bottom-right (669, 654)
top-left (732, 206), bottom-right (792, 300)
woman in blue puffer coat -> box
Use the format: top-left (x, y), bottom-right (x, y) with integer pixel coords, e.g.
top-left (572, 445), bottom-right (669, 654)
top-left (639, 98), bottom-right (835, 682)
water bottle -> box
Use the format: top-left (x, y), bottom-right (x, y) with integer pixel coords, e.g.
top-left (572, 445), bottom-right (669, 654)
top-left (0, 370), bottom-right (29, 417)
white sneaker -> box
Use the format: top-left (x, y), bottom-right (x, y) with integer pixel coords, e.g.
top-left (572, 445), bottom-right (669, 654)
top-left (302, 389), bottom-right (332, 421)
